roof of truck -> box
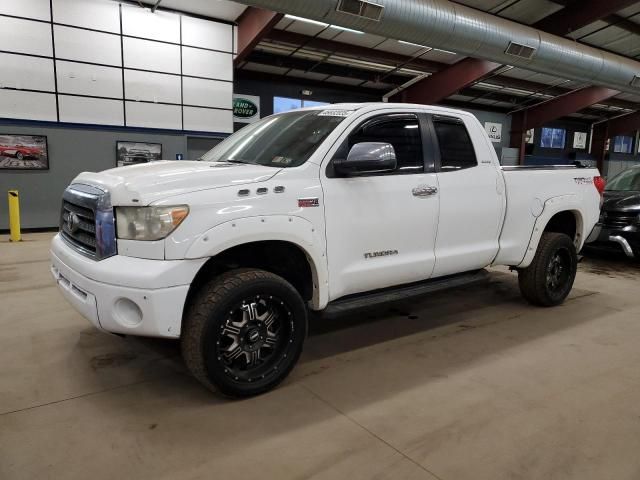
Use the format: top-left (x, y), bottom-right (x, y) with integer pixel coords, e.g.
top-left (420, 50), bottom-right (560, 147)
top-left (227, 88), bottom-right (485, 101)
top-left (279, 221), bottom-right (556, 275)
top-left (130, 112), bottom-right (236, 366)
top-left (299, 102), bottom-right (474, 117)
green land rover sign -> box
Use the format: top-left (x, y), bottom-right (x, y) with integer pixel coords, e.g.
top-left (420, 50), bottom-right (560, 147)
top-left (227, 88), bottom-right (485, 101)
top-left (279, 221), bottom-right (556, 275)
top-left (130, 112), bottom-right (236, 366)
top-left (233, 95), bottom-right (260, 123)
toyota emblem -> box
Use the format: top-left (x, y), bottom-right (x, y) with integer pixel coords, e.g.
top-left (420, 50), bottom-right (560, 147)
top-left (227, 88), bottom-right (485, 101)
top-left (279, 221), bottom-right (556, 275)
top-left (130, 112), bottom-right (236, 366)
top-left (67, 213), bottom-right (80, 233)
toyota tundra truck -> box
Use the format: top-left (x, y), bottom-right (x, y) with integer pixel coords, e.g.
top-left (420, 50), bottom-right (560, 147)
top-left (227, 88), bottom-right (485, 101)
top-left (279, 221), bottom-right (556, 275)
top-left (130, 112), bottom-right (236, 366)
top-left (51, 103), bottom-right (603, 397)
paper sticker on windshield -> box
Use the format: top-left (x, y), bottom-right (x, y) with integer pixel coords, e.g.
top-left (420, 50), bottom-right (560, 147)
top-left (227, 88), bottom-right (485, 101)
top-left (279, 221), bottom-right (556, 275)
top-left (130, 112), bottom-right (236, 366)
top-left (272, 156), bottom-right (292, 165)
top-left (318, 110), bottom-right (353, 117)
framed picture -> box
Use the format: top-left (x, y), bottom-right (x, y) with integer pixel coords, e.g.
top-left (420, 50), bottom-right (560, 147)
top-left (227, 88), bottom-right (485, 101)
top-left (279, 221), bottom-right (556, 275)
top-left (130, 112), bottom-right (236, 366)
top-left (0, 134), bottom-right (49, 170)
top-left (116, 141), bottom-right (162, 167)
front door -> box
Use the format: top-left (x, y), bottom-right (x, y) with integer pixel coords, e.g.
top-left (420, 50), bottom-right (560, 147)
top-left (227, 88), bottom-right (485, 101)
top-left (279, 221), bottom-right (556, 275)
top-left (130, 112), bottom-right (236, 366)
top-left (321, 112), bottom-right (440, 301)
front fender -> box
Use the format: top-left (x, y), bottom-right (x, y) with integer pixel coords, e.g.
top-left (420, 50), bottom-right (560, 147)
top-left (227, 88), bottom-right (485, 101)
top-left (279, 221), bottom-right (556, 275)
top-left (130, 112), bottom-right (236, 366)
top-left (185, 215), bottom-right (329, 309)
top-left (518, 194), bottom-right (585, 268)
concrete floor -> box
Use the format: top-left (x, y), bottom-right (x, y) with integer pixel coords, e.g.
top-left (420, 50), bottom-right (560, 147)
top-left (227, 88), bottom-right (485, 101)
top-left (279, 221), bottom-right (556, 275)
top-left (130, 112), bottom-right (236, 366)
top-left (1, 233), bottom-right (640, 480)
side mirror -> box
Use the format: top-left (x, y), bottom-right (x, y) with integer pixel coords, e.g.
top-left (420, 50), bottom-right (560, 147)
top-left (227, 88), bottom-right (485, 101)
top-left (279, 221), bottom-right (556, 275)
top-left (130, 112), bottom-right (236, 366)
top-left (334, 142), bottom-right (397, 176)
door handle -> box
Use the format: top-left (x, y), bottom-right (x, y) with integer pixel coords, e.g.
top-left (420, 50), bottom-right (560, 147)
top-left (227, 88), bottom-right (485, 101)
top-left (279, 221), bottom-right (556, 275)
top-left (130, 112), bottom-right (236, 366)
top-left (412, 185), bottom-right (438, 197)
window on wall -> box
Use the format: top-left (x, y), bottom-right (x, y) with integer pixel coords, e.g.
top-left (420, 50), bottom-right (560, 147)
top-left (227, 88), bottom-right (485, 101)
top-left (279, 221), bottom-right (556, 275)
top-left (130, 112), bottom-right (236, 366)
top-left (273, 97), bottom-right (330, 114)
top-left (612, 135), bottom-right (634, 154)
top-left (540, 127), bottom-right (566, 149)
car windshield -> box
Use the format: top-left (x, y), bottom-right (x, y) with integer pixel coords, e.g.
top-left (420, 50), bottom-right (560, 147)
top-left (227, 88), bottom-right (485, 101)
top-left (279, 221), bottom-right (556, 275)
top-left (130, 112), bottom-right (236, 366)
top-left (200, 110), bottom-right (348, 168)
top-left (606, 167), bottom-right (640, 191)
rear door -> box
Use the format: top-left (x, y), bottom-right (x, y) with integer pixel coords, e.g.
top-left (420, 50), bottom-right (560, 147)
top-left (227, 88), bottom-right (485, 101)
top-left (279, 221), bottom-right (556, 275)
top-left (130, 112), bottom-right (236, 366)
top-left (321, 111), bottom-right (440, 300)
top-left (430, 115), bottom-right (505, 277)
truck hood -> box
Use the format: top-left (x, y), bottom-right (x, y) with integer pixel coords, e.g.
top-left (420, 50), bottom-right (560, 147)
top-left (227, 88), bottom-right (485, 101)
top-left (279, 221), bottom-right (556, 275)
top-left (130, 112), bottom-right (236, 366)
top-left (602, 190), bottom-right (640, 212)
top-left (72, 161), bottom-right (281, 205)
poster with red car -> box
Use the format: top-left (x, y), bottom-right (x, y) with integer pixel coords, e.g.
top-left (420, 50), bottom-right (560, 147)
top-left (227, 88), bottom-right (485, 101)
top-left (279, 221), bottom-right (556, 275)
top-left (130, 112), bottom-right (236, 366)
top-left (0, 134), bottom-right (49, 170)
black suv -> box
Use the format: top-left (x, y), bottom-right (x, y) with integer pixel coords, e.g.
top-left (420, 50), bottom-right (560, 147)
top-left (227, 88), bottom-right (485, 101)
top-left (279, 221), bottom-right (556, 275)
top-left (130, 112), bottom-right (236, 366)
top-left (589, 165), bottom-right (640, 258)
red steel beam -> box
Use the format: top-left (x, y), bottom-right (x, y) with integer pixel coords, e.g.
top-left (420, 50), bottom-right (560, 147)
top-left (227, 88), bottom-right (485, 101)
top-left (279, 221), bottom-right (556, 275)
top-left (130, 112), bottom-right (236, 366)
top-left (534, 0), bottom-right (638, 36)
top-left (235, 7), bottom-right (283, 65)
top-left (523, 86), bottom-right (620, 130)
top-left (391, 57), bottom-right (501, 104)
top-left (509, 86), bottom-right (620, 163)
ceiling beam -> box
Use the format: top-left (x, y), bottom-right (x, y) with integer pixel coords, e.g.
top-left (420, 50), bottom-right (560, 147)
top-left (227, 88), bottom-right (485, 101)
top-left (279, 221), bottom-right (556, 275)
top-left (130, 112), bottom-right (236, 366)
top-left (548, 0), bottom-right (640, 37)
top-left (262, 30), bottom-right (639, 112)
top-left (392, 57), bottom-right (502, 104)
top-left (235, 7), bottom-right (283, 65)
top-left (534, 0), bottom-right (638, 36)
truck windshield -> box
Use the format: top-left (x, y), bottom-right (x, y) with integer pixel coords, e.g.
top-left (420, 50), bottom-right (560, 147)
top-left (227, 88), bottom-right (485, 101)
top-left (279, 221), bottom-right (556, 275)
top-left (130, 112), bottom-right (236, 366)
top-left (606, 167), bottom-right (640, 191)
top-left (200, 110), bottom-right (348, 168)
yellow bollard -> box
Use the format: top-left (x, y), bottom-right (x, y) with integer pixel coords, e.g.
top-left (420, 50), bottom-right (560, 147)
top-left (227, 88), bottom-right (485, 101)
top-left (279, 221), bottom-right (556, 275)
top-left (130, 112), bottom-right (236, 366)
top-left (8, 190), bottom-right (21, 242)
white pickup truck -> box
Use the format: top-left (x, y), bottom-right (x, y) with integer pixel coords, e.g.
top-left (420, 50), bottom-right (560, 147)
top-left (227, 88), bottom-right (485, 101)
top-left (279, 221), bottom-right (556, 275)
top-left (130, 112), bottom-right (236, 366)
top-left (51, 103), bottom-right (603, 397)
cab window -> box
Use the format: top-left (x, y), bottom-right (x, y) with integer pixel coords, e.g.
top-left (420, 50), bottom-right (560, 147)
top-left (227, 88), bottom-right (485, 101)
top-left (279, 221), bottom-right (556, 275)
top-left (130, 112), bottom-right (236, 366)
top-left (347, 114), bottom-right (424, 174)
top-left (433, 117), bottom-right (477, 171)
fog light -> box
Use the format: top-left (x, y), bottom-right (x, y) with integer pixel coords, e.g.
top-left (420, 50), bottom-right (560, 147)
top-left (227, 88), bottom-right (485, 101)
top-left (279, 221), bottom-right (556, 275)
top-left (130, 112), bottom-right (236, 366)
top-left (114, 298), bottom-right (143, 327)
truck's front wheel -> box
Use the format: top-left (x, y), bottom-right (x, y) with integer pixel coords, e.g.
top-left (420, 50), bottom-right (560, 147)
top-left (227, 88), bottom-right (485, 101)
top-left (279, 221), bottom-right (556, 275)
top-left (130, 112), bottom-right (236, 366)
top-left (518, 232), bottom-right (578, 307)
top-left (181, 268), bottom-right (307, 397)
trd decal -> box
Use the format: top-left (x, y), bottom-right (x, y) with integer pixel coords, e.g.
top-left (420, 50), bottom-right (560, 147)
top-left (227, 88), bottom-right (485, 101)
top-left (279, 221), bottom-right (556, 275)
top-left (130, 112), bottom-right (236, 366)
top-left (574, 177), bottom-right (592, 185)
top-left (298, 198), bottom-right (320, 208)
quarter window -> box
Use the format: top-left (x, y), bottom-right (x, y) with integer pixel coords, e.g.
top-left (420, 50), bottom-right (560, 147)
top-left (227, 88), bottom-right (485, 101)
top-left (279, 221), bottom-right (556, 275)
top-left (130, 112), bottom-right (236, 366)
top-left (348, 114), bottom-right (424, 173)
top-left (433, 118), bottom-right (477, 171)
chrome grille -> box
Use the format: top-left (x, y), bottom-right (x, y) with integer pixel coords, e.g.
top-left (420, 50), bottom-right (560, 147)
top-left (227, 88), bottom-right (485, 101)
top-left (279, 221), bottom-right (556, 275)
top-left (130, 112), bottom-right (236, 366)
top-left (60, 184), bottom-right (116, 260)
top-left (602, 211), bottom-right (636, 229)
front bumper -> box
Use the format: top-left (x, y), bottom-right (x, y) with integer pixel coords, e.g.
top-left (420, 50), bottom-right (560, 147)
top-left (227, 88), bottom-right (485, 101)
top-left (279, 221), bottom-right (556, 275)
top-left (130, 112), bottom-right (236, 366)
top-left (50, 233), bottom-right (207, 338)
top-left (586, 223), bottom-right (638, 258)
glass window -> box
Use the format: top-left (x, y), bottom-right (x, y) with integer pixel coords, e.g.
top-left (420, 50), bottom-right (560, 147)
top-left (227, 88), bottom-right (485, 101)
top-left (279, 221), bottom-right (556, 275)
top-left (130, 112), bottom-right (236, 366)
top-left (273, 97), bottom-right (302, 114)
top-left (348, 114), bottom-right (424, 173)
top-left (303, 100), bottom-right (330, 108)
top-left (200, 110), bottom-right (347, 168)
top-left (273, 97), bottom-right (330, 114)
top-left (606, 166), bottom-right (640, 191)
top-left (540, 127), bottom-right (566, 149)
top-left (612, 135), bottom-right (634, 154)
top-left (433, 119), bottom-right (477, 171)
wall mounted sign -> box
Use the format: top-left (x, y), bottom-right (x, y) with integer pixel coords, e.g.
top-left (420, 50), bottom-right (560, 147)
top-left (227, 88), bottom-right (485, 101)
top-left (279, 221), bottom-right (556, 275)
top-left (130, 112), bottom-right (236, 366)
top-left (525, 129), bottom-right (535, 144)
top-left (116, 141), bottom-right (162, 167)
top-left (233, 94), bottom-right (260, 124)
top-left (0, 134), bottom-right (49, 170)
top-left (573, 132), bottom-right (587, 149)
top-left (484, 122), bottom-right (503, 143)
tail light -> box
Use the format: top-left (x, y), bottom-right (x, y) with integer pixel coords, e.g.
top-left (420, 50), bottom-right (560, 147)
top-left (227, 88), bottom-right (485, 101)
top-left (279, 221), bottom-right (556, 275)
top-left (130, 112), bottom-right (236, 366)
top-left (593, 176), bottom-right (606, 195)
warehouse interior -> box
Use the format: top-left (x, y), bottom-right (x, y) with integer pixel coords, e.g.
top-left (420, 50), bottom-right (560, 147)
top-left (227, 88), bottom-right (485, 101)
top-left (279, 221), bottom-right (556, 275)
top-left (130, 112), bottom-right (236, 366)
top-left (1, 0), bottom-right (640, 478)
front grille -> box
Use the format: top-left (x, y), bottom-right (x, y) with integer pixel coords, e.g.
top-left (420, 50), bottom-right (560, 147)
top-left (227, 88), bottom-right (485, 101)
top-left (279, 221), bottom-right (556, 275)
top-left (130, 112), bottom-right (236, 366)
top-left (61, 199), bottom-right (97, 255)
top-left (602, 211), bottom-right (636, 229)
top-left (60, 184), bottom-right (116, 260)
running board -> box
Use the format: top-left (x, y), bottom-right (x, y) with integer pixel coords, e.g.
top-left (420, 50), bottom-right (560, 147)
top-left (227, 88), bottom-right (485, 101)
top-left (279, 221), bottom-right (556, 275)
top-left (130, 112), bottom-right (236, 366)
top-left (324, 270), bottom-right (490, 315)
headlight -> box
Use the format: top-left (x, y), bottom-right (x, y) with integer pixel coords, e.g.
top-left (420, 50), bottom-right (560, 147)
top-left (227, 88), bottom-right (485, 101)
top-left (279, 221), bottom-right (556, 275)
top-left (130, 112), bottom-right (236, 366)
top-left (115, 206), bottom-right (189, 241)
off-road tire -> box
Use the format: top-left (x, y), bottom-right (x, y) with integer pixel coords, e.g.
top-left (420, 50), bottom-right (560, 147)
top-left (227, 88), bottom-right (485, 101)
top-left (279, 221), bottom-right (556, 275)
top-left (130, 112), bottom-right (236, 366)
top-left (181, 268), bottom-right (307, 398)
top-left (518, 232), bottom-right (578, 307)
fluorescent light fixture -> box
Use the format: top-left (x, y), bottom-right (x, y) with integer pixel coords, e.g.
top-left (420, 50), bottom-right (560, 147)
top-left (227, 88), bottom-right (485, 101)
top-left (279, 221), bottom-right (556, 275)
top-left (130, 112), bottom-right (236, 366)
top-left (404, 125), bottom-right (419, 129)
top-left (285, 14), bottom-right (329, 28)
top-left (329, 25), bottom-right (364, 34)
top-left (398, 40), bottom-right (431, 49)
top-left (432, 48), bottom-right (456, 55)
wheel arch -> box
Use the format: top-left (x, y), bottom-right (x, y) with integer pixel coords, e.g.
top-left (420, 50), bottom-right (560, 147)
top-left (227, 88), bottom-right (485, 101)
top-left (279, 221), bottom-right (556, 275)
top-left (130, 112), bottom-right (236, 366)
top-left (519, 195), bottom-right (586, 268)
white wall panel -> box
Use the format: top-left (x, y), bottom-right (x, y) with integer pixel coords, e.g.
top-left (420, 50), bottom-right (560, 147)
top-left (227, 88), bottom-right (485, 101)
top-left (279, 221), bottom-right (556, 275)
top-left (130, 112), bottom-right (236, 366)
top-left (54, 25), bottom-right (122, 66)
top-left (181, 16), bottom-right (233, 52)
top-left (124, 70), bottom-right (181, 104)
top-left (0, 53), bottom-right (55, 91)
top-left (121, 5), bottom-right (180, 43)
top-left (0, 17), bottom-right (53, 56)
top-left (0, 0), bottom-right (50, 21)
top-left (183, 107), bottom-right (232, 133)
top-left (123, 37), bottom-right (180, 74)
top-left (182, 47), bottom-right (232, 81)
top-left (56, 61), bottom-right (122, 98)
top-left (59, 95), bottom-right (124, 125)
top-left (183, 77), bottom-right (232, 109)
top-left (126, 102), bottom-right (181, 130)
top-left (0, 90), bottom-right (57, 121)
top-left (52, 0), bottom-right (120, 33)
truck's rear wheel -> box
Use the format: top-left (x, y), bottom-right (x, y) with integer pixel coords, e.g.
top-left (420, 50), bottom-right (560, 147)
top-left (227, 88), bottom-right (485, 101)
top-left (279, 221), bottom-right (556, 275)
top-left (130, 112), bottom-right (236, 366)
top-left (518, 232), bottom-right (577, 307)
top-left (181, 268), bottom-right (307, 397)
